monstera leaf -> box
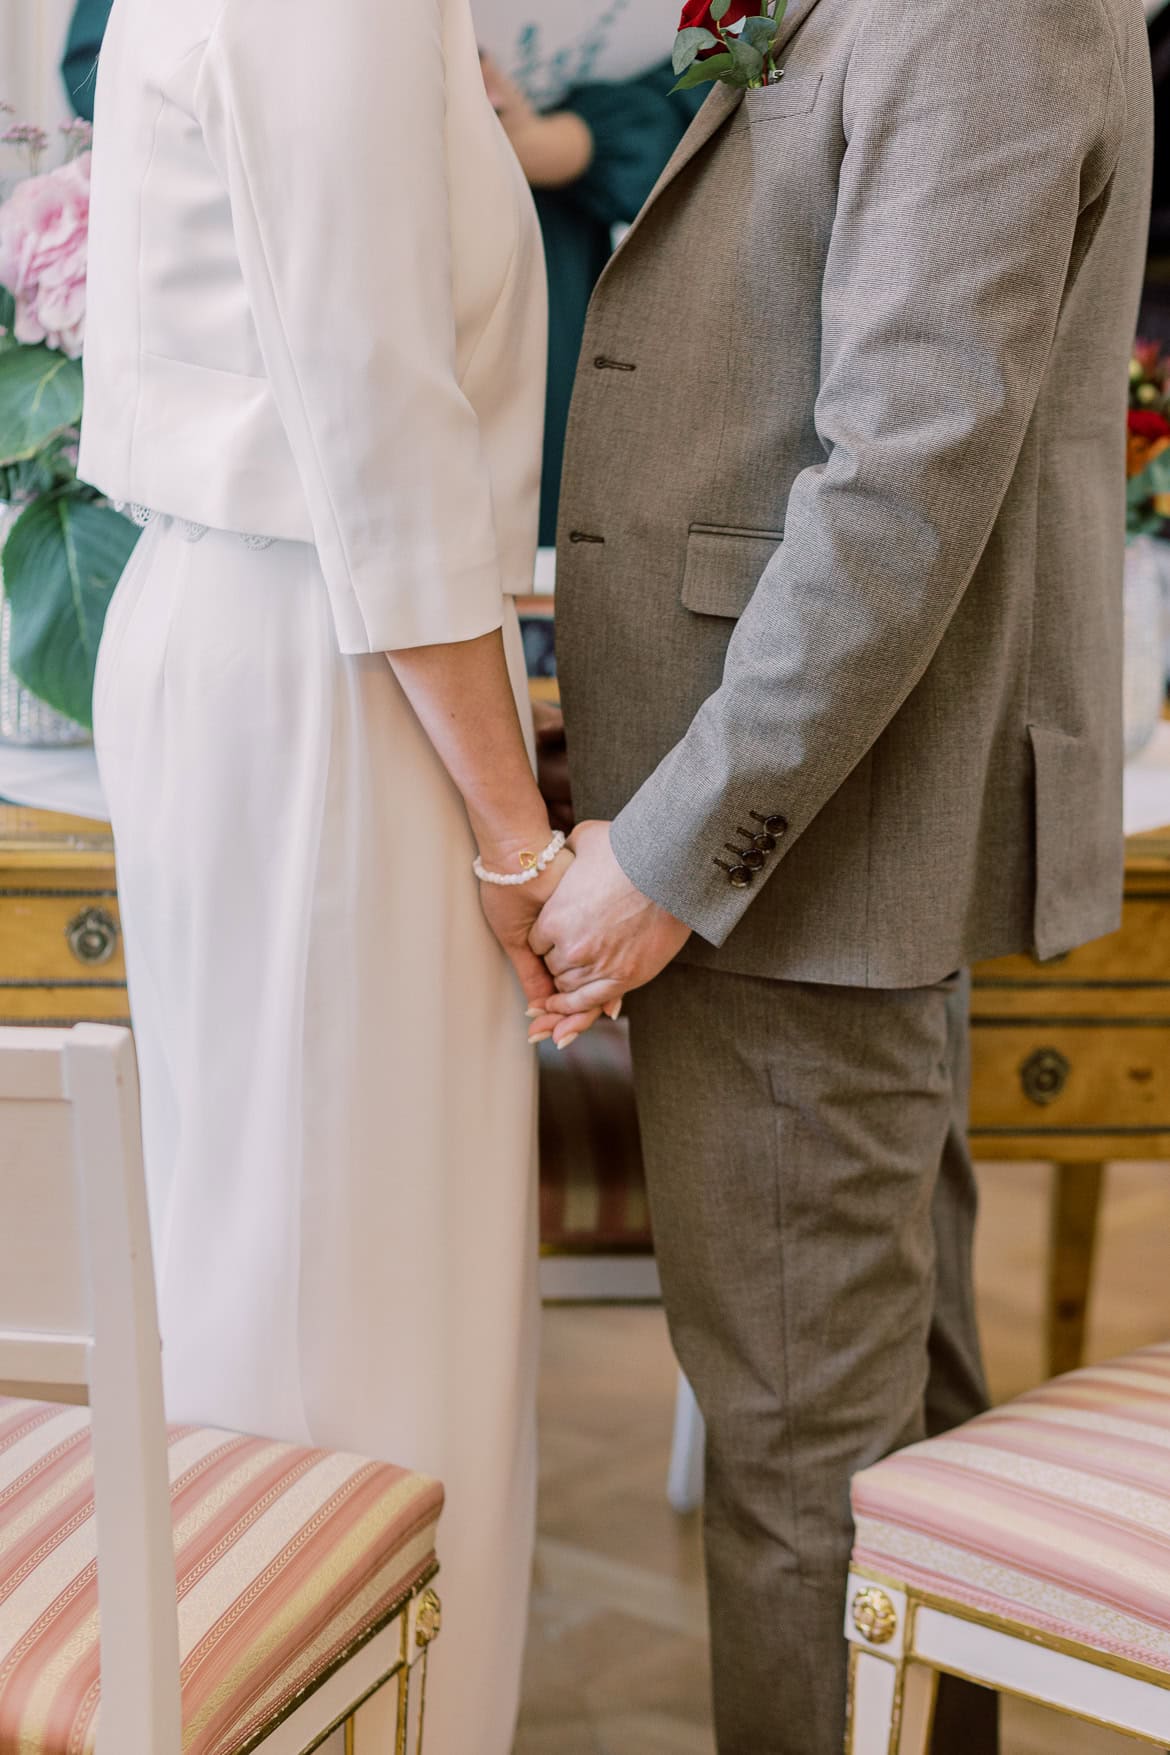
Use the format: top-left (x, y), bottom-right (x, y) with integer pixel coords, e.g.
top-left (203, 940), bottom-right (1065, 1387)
top-left (0, 344), bottom-right (84, 465)
top-left (1, 489), bottom-right (138, 727)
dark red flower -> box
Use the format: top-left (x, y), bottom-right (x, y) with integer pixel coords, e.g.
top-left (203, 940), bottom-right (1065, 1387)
top-left (1128, 407), bottom-right (1170, 441)
top-left (678, 0), bottom-right (756, 53)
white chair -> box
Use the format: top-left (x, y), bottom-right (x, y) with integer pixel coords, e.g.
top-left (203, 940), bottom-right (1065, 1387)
top-left (0, 1023), bottom-right (443, 1755)
top-left (845, 1340), bottom-right (1170, 1751)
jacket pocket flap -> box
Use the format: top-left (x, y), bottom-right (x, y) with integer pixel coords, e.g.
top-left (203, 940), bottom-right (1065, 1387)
top-left (741, 74), bottom-right (824, 122)
top-left (681, 524), bottom-right (783, 620)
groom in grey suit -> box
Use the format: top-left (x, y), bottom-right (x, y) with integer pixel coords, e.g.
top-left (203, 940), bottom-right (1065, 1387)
top-left (530, 0), bottom-right (1153, 1749)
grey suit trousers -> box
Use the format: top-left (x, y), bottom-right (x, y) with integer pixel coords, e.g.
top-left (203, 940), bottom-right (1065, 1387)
top-left (625, 967), bottom-right (996, 1755)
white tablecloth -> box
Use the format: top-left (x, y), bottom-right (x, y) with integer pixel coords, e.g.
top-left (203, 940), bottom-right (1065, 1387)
top-left (3, 719), bottom-right (1170, 836)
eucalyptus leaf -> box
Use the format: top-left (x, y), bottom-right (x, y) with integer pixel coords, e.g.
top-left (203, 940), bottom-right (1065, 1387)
top-left (741, 14), bottom-right (779, 49)
top-left (0, 346), bottom-right (84, 466)
top-left (710, 0), bottom-right (731, 19)
top-left (671, 50), bottom-right (737, 91)
top-left (672, 26), bottom-right (718, 74)
top-left (1, 490), bottom-right (139, 727)
top-left (730, 37), bottom-right (765, 78)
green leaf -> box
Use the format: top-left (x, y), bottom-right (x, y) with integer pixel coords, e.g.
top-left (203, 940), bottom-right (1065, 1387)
top-left (710, 0), bottom-right (731, 19)
top-left (0, 346), bottom-right (84, 466)
top-left (672, 26), bottom-right (719, 74)
top-left (741, 14), bottom-right (779, 49)
top-left (1, 491), bottom-right (139, 727)
top-left (770, 0), bottom-right (789, 18)
top-left (0, 288), bottom-right (15, 355)
top-left (671, 50), bottom-right (737, 90)
top-left (730, 37), bottom-right (765, 78)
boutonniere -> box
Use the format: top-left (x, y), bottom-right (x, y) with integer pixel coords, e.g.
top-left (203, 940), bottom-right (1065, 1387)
top-left (672, 1), bottom-right (788, 93)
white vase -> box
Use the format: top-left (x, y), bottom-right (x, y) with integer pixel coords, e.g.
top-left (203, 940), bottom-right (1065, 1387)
top-left (0, 501), bottom-right (92, 748)
top-left (1124, 536), bottom-right (1166, 763)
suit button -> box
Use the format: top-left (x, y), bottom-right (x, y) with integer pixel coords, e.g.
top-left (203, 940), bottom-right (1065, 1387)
top-left (713, 857), bottom-right (754, 887)
top-left (751, 812), bottom-right (788, 836)
top-left (738, 826), bottom-right (776, 854)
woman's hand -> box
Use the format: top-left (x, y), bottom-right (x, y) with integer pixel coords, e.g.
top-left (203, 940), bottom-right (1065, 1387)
top-left (479, 51), bottom-right (594, 188)
top-left (476, 841), bottom-right (606, 1045)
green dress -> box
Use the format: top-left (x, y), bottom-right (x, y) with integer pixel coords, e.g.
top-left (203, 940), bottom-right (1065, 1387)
top-left (62, 4), bottom-right (700, 547)
top-left (61, 0), bottom-right (109, 123)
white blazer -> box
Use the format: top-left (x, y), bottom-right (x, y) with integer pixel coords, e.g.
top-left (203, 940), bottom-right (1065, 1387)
top-left (79, 0), bottom-right (548, 654)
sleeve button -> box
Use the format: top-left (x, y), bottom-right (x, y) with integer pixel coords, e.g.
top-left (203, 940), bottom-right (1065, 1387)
top-left (751, 812), bottom-right (789, 836)
top-left (713, 856), bottom-right (754, 886)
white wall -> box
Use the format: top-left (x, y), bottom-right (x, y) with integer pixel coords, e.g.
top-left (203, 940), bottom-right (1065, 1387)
top-left (1, 0), bottom-right (75, 131)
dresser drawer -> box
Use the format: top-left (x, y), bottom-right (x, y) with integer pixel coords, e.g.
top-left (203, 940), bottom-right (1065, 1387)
top-left (977, 895), bottom-right (1170, 987)
top-left (0, 985), bottom-right (130, 1026)
top-left (970, 1021), bottom-right (1170, 1152)
top-left (0, 892), bottom-right (126, 984)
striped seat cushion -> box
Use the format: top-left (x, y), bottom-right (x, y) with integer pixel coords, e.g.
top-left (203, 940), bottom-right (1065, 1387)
top-left (0, 1397), bottom-right (443, 1755)
top-left (851, 1342), bottom-right (1170, 1674)
top-left (538, 1019), bottom-right (652, 1252)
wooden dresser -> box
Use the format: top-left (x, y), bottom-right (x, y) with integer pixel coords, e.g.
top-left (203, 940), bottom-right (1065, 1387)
top-left (2, 799), bottom-right (1168, 1376)
top-left (0, 806), bottom-right (126, 1027)
top-left (970, 822), bottom-right (1170, 1374)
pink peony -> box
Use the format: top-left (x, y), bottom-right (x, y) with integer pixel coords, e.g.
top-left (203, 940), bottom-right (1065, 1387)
top-left (0, 152), bottom-right (90, 359)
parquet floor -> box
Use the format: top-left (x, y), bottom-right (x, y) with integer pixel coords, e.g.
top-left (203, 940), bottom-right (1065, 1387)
top-left (515, 1160), bottom-right (1170, 1753)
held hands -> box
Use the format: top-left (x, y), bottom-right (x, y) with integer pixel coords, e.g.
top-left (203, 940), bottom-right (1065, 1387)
top-left (476, 833), bottom-right (613, 1045)
top-left (526, 821), bottom-right (692, 1047)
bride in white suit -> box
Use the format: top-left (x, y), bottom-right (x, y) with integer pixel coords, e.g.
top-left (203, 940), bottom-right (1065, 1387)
top-left (79, 0), bottom-right (590, 1747)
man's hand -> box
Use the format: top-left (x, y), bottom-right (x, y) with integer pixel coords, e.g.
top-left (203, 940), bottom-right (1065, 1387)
top-left (532, 700), bottom-right (574, 834)
top-left (528, 821), bottom-right (691, 1032)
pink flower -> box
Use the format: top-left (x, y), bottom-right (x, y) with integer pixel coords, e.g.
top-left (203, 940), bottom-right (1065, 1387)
top-left (0, 152), bottom-right (90, 359)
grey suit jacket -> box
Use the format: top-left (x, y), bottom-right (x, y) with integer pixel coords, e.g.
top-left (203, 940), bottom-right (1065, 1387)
top-left (555, 0), bottom-right (1153, 988)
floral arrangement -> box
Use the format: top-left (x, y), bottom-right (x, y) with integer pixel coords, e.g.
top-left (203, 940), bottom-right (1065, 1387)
top-left (1127, 340), bottom-right (1170, 540)
top-left (672, 0), bottom-right (788, 92)
top-left (0, 108), bottom-right (137, 730)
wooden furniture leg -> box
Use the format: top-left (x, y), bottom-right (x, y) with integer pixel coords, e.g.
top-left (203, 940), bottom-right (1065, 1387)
top-left (1047, 1161), bottom-right (1105, 1378)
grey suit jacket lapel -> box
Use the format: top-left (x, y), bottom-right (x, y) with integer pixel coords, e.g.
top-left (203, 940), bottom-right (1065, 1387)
top-left (600, 0), bottom-right (828, 280)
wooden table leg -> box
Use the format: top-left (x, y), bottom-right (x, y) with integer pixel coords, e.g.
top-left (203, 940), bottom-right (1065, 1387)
top-left (1047, 1162), bottom-right (1105, 1379)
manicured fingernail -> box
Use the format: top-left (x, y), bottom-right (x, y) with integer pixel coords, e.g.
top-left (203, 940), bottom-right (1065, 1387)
top-left (605, 1000), bottom-right (623, 1021)
top-left (526, 1005), bottom-right (543, 1018)
top-left (529, 1031), bottom-right (553, 1045)
top-left (556, 1033), bottom-right (580, 1052)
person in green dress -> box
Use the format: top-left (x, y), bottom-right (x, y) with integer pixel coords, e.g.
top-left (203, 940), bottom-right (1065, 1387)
top-left (60, 0), bottom-right (108, 124)
top-left (481, 53), bottom-right (702, 544)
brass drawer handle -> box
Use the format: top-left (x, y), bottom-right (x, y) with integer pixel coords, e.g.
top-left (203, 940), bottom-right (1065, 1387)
top-left (66, 907), bottom-right (119, 967)
top-left (1020, 1047), bottom-right (1070, 1107)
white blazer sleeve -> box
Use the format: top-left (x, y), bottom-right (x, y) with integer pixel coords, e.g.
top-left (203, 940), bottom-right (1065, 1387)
top-left (195, 0), bottom-right (503, 654)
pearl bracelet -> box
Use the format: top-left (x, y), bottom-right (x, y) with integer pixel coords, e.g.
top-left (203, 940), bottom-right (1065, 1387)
top-left (473, 830), bottom-right (567, 887)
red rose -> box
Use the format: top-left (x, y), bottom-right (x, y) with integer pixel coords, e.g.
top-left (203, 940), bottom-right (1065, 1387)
top-left (678, 0), bottom-right (756, 53)
top-left (1128, 408), bottom-right (1170, 441)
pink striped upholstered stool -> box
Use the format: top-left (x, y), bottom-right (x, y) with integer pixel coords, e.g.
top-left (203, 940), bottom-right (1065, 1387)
top-left (845, 1342), bottom-right (1170, 1751)
top-left (0, 1398), bottom-right (443, 1755)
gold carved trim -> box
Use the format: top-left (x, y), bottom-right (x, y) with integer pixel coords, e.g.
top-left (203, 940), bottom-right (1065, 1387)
top-left (852, 1586), bottom-right (898, 1645)
top-left (415, 1588), bottom-right (442, 1650)
top-left (851, 1565), bottom-right (1170, 1690)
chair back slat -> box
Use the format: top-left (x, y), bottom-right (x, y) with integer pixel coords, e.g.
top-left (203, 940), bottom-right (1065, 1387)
top-left (0, 1024), bottom-right (183, 1755)
top-left (0, 1029), bottom-right (89, 1376)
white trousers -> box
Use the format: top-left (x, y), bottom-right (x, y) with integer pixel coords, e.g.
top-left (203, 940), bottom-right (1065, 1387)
top-left (94, 519), bottom-right (539, 1755)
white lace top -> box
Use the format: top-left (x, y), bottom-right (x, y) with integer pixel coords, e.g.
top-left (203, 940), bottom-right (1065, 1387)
top-left (121, 504), bottom-right (275, 551)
